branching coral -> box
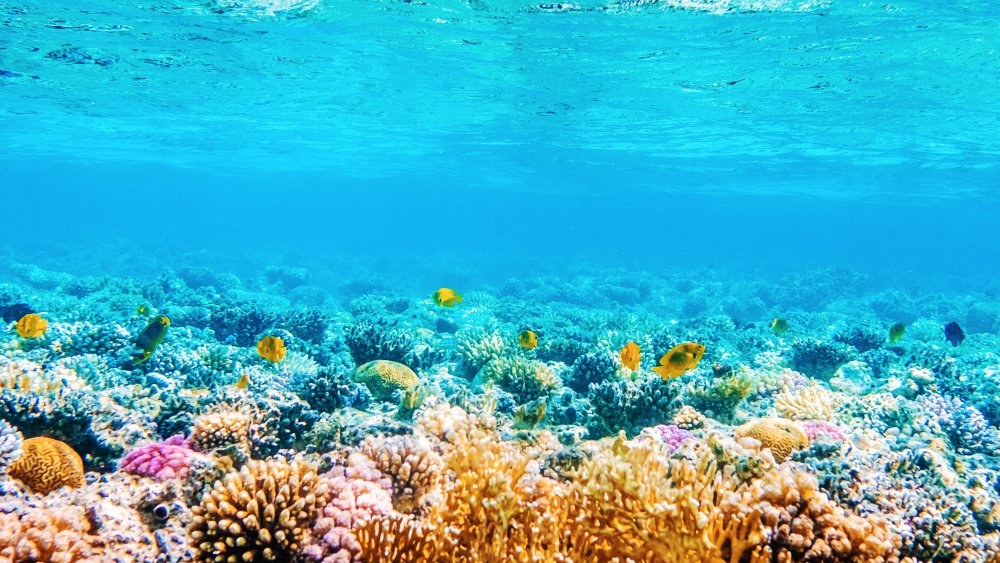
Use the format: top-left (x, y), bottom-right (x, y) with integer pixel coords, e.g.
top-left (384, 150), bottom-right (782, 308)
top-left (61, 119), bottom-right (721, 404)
top-left (0, 358), bottom-right (88, 394)
top-left (479, 355), bottom-right (560, 405)
top-left (9, 436), bottom-right (85, 494)
top-left (358, 434), bottom-right (443, 513)
top-left (344, 320), bottom-right (415, 367)
top-left (0, 505), bottom-right (102, 561)
top-left (0, 418), bottom-right (23, 475)
top-left (190, 458), bottom-right (329, 562)
top-left (774, 385), bottom-right (846, 421)
top-left (455, 327), bottom-right (505, 374)
top-left (189, 409), bottom-right (252, 453)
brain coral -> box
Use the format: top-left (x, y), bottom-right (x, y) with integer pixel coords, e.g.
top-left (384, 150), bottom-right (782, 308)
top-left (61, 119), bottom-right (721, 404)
top-left (736, 418), bottom-right (810, 463)
top-left (8, 436), bottom-right (85, 494)
top-left (351, 360), bottom-right (420, 401)
top-left (190, 458), bottom-right (330, 563)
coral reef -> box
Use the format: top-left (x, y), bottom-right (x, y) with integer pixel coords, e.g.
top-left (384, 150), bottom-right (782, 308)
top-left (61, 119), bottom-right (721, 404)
top-left (736, 417), bottom-right (810, 463)
top-left (8, 436), bottom-right (85, 494)
top-left (351, 360), bottom-right (420, 402)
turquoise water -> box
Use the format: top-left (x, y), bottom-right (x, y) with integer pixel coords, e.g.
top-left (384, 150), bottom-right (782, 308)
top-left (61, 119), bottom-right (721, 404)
top-left (2, 0), bottom-right (999, 288)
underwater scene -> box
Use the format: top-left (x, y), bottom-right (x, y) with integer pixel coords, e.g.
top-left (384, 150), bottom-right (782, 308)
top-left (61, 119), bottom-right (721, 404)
top-left (2, 0), bottom-right (1000, 561)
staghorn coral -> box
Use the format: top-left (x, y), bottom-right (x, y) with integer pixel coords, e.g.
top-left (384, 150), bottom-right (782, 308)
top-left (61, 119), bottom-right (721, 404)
top-left (0, 418), bottom-right (23, 475)
top-left (189, 458), bottom-right (330, 563)
top-left (189, 409), bottom-right (252, 453)
top-left (351, 360), bottom-right (420, 402)
top-left (358, 434), bottom-right (443, 513)
top-left (773, 385), bottom-right (846, 421)
top-left (9, 436), bottom-right (85, 494)
top-left (735, 417), bottom-right (810, 463)
top-left (0, 505), bottom-right (102, 561)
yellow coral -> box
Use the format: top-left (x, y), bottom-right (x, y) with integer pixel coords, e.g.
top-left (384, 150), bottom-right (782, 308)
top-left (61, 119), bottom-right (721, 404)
top-left (352, 360), bottom-right (420, 401)
top-left (736, 417), bottom-right (809, 463)
top-left (189, 458), bottom-right (329, 562)
top-left (9, 436), bottom-right (85, 494)
top-left (0, 359), bottom-right (87, 394)
top-left (189, 409), bottom-right (251, 453)
top-left (673, 404), bottom-right (705, 429)
top-left (773, 385), bottom-right (845, 421)
top-left (0, 506), bottom-right (101, 561)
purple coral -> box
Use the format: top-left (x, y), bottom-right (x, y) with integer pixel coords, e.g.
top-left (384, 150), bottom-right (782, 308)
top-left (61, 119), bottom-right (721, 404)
top-left (300, 455), bottom-right (396, 563)
top-left (645, 424), bottom-right (693, 453)
top-left (802, 421), bottom-right (845, 442)
top-left (119, 435), bottom-right (195, 481)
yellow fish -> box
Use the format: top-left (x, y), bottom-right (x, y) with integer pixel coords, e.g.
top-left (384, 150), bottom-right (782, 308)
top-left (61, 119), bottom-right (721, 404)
top-left (257, 335), bottom-right (286, 363)
top-left (234, 372), bottom-right (251, 390)
top-left (15, 314), bottom-right (47, 339)
top-left (137, 305), bottom-right (150, 316)
top-left (771, 318), bottom-right (789, 336)
top-left (620, 341), bottom-right (641, 371)
top-left (432, 288), bottom-right (463, 307)
top-left (518, 329), bottom-right (538, 349)
top-left (889, 323), bottom-right (906, 344)
top-left (652, 342), bottom-right (706, 380)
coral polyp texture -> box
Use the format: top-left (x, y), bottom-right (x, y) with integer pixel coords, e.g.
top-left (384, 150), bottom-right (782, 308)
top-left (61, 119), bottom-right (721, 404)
top-left (1, 265), bottom-right (999, 562)
top-left (189, 458), bottom-right (330, 562)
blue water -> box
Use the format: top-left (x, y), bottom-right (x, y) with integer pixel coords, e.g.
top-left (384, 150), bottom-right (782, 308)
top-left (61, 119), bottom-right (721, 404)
top-left (1, 0), bottom-right (999, 290)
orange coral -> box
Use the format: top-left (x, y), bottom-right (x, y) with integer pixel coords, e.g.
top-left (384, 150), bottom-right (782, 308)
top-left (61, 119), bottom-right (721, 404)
top-left (189, 458), bottom-right (329, 562)
top-left (0, 506), bottom-right (101, 561)
top-left (8, 436), bottom-right (85, 494)
top-left (736, 417), bottom-right (810, 463)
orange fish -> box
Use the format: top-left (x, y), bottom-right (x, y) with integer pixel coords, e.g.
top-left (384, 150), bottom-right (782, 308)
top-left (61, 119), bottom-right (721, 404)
top-left (518, 330), bottom-right (538, 349)
top-left (652, 342), bottom-right (706, 380)
top-left (620, 341), bottom-right (641, 371)
top-left (234, 372), bottom-right (251, 390)
top-left (432, 288), bottom-right (463, 307)
top-left (15, 314), bottom-right (47, 339)
top-left (257, 335), bottom-right (286, 363)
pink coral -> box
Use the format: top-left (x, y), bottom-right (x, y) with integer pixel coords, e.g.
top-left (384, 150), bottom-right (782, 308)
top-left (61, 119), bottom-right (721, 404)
top-left (644, 424), bottom-right (693, 453)
top-left (119, 435), bottom-right (195, 481)
top-left (802, 421), bottom-right (845, 442)
top-left (301, 454), bottom-right (396, 563)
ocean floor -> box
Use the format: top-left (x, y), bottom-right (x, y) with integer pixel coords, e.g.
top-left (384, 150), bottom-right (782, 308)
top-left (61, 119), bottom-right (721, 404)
top-left (1, 261), bottom-right (1000, 562)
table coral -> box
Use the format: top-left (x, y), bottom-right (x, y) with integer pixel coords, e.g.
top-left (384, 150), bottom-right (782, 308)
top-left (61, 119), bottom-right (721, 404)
top-left (8, 436), bottom-right (85, 494)
top-left (189, 458), bottom-right (330, 562)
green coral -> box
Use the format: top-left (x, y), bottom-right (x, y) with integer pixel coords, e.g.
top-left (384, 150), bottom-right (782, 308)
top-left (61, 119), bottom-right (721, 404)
top-left (351, 360), bottom-right (420, 401)
top-left (684, 373), bottom-right (752, 424)
top-left (479, 355), bottom-right (560, 405)
top-left (456, 327), bottom-right (506, 374)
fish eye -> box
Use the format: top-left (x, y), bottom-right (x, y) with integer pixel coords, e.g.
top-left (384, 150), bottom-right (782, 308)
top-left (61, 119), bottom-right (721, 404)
top-left (153, 503), bottom-right (170, 520)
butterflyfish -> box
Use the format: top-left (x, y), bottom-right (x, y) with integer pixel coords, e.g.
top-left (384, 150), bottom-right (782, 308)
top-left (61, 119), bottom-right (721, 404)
top-left (770, 318), bottom-right (789, 336)
top-left (620, 341), bottom-right (641, 371)
top-left (652, 342), bottom-right (706, 380)
top-left (518, 329), bottom-right (538, 350)
top-left (132, 315), bottom-right (170, 365)
top-left (234, 372), bottom-right (251, 390)
top-left (137, 305), bottom-right (150, 316)
top-left (257, 335), bottom-right (286, 362)
top-left (943, 322), bottom-right (965, 347)
top-left (432, 288), bottom-right (463, 307)
top-left (888, 323), bottom-right (906, 344)
top-left (15, 314), bottom-right (47, 339)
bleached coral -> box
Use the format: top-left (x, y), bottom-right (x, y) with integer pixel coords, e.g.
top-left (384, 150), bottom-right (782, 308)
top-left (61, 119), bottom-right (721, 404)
top-left (773, 385), bottom-right (846, 421)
